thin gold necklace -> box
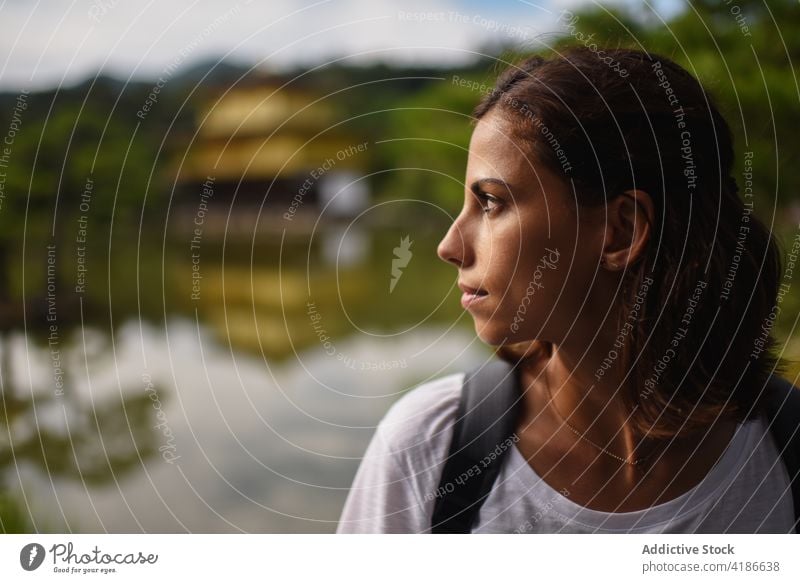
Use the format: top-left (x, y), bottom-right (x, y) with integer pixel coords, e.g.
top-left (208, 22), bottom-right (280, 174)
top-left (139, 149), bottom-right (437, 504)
top-left (545, 382), bottom-right (653, 467)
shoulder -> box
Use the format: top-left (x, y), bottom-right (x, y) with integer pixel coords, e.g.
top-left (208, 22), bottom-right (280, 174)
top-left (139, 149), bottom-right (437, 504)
top-left (376, 372), bottom-right (465, 455)
top-left (336, 372), bottom-right (466, 533)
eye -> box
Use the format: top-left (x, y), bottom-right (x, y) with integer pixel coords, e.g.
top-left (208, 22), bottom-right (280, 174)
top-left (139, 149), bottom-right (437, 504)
top-left (474, 191), bottom-right (502, 214)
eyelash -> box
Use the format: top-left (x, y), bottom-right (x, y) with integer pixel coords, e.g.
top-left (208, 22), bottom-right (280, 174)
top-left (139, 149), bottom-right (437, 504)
top-left (474, 192), bottom-right (501, 214)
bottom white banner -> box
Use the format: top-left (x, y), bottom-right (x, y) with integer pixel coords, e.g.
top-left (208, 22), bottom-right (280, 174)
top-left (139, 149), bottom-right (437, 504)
top-left (1, 534), bottom-right (798, 582)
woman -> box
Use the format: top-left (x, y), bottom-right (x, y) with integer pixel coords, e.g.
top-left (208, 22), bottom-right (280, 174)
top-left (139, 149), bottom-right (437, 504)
top-left (337, 47), bottom-right (795, 533)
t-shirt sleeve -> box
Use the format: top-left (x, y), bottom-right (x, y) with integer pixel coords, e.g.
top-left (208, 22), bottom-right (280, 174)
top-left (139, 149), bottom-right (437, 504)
top-left (336, 424), bottom-right (431, 534)
top-left (336, 372), bottom-right (463, 534)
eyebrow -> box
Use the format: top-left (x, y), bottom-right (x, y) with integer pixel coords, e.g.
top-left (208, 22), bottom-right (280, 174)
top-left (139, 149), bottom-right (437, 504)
top-left (469, 178), bottom-right (512, 194)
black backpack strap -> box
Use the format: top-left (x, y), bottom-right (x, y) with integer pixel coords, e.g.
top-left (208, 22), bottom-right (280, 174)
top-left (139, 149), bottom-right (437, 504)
top-left (762, 373), bottom-right (800, 533)
top-left (430, 360), bottom-right (521, 533)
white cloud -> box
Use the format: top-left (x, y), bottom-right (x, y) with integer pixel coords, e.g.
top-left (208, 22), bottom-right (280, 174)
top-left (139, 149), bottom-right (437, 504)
top-left (0, 0), bottom-right (575, 90)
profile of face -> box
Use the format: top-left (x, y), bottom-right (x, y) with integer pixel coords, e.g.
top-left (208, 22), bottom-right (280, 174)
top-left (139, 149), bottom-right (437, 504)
top-left (437, 110), bottom-right (614, 347)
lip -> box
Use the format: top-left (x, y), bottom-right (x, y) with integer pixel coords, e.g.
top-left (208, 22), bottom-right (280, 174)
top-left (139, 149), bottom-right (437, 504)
top-left (458, 281), bottom-right (489, 309)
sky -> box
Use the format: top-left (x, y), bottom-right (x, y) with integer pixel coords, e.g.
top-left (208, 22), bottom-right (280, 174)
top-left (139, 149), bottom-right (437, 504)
top-left (0, 0), bottom-right (684, 91)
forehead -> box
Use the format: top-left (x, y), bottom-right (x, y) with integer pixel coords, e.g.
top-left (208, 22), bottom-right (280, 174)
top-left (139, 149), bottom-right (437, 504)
top-left (467, 113), bottom-right (527, 179)
top-left (467, 111), bottom-right (567, 197)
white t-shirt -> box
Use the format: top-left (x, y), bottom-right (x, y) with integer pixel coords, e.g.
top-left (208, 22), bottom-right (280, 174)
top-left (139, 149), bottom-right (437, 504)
top-left (337, 372), bottom-right (796, 533)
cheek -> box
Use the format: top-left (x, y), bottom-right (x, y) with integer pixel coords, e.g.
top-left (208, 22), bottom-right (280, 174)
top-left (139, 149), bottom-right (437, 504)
top-left (471, 210), bottom-right (578, 324)
top-left (489, 245), bottom-right (565, 334)
top-left (511, 226), bottom-right (564, 282)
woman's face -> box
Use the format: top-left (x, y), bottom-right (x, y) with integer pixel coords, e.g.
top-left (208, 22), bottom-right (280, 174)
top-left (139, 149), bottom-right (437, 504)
top-left (437, 110), bottom-right (608, 346)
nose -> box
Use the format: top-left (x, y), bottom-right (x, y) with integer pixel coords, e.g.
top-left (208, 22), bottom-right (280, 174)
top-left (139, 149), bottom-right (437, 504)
top-left (437, 215), bottom-right (471, 268)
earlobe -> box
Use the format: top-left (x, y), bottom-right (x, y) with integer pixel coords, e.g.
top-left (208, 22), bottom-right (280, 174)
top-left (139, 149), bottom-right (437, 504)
top-left (599, 256), bottom-right (621, 270)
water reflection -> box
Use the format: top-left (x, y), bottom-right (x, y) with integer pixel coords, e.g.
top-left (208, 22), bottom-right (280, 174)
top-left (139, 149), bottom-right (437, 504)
top-left (11, 317), bottom-right (487, 532)
top-left (2, 218), bottom-right (492, 532)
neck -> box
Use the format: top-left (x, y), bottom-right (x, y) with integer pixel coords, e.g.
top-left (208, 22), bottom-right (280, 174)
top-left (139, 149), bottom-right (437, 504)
top-left (516, 337), bottom-right (652, 463)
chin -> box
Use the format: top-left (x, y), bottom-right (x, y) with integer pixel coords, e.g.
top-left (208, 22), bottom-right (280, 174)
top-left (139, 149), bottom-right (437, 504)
top-left (473, 315), bottom-right (546, 351)
top-left (473, 319), bottom-right (519, 346)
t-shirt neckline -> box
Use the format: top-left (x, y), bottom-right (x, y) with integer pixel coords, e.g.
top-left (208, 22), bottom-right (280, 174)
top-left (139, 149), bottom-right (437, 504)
top-left (504, 418), bottom-right (752, 531)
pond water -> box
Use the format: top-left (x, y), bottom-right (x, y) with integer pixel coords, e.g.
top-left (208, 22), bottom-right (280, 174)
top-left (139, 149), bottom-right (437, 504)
top-left (2, 218), bottom-right (492, 532)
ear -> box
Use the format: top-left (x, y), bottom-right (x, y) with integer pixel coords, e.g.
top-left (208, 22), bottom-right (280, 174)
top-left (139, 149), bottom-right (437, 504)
top-left (600, 189), bottom-right (654, 270)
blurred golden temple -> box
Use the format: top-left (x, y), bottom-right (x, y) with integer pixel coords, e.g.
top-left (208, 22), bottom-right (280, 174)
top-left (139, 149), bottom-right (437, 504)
top-left (175, 72), bottom-right (370, 237)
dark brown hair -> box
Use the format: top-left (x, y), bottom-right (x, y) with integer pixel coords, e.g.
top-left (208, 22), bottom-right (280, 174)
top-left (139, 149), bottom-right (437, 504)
top-left (480, 47), bottom-right (786, 439)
